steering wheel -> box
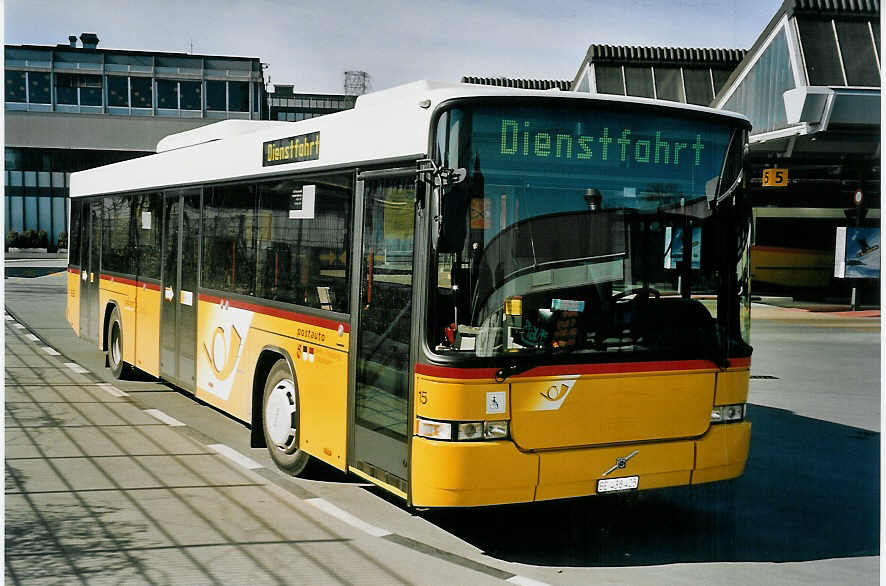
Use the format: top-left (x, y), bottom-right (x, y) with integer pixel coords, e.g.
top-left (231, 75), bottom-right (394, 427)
top-left (612, 287), bottom-right (661, 303)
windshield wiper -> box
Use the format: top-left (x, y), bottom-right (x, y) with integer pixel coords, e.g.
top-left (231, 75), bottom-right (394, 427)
top-left (494, 360), bottom-right (536, 382)
top-left (493, 346), bottom-right (582, 382)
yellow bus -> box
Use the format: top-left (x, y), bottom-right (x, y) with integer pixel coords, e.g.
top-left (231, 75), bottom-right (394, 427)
top-left (66, 81), bottom-right (753, 507)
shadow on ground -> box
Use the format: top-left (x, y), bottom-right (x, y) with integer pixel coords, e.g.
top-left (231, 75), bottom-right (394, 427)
top-left (422, 405), bottom-right (880, 567)
top-left (5, 465), bottom-right (149, 585)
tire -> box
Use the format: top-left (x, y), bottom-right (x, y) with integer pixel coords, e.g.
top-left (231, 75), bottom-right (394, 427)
top-left (108, 307), bottom-right (132, 380)
top-left (262, 359), bottom-right (309, 475)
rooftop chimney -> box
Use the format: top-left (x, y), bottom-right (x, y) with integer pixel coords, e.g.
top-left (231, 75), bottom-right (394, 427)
top-left (79, 33), bottom-right (99, 49)
top-left (68, 35), bottom-right (78, 48)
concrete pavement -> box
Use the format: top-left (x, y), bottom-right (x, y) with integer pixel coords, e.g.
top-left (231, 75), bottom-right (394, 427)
top-left (2, 285), bottom-right (522, 585)
top-left (4, 270), bottom-right (880, 585)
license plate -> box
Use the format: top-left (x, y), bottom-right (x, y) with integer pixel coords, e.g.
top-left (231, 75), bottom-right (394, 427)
top-left (597, 476), bottom-right (639, 493)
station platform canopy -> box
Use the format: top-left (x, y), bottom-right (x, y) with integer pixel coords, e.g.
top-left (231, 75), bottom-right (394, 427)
top-left (711, 0), bottom-right (880, 158)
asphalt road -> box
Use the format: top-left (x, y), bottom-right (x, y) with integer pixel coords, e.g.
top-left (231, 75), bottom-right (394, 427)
top-left (4, 272), bottom-right (881, 585)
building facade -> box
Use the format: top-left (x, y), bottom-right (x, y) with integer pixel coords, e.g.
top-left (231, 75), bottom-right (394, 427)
top-left (5, 33), bottom-right (266, 247)
top-left (268, 84), bottom-right (356, 122)
top-left (565, 4), bottom-right (879, 295)
top-left (712, 0), bottom-right (880, 293)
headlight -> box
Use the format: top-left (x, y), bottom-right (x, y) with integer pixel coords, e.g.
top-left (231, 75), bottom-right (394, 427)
top-left (417, 417), bottom-right (510, 441)
top-left (711, 403), bottom-right (747, 423)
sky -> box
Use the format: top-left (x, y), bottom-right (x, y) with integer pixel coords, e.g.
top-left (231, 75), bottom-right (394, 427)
top-left (5, 0), bottom-right (783, 94)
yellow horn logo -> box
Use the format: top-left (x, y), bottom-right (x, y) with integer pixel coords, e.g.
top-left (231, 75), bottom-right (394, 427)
top-left (544, 384), bottom-right (569, 401)
top-left (203, 324), bottom-right (242, 380)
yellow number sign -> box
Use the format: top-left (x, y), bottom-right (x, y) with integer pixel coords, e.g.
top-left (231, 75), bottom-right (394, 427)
top-left (762, 168), bottom-right (788, 187)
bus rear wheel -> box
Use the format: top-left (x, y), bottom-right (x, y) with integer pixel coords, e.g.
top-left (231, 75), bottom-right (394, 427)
top-left (108, 307), bottom-right (132, 379)
top-left (262, 359), bottom-right (310, 475)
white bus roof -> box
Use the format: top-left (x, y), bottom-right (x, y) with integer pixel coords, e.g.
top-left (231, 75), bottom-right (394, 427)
top-left (70, 80), bottom-right (749, 198)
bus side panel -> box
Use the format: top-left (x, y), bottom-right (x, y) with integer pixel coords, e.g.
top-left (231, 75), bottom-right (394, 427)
top-left (193, 298), bottom-right (350, 471)
top-left (67, 268), bottom-right (81, 336)
top-left (135, 283), bottom-right (161, 376)
top-left (98, 278), bottom-right (136, 361)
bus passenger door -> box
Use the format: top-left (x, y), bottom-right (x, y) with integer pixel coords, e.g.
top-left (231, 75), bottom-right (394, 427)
top-left (159, 189), bottom-right (200, 390)
top-left (351, 175), bottom-right (416, 496)
top-left (79, 199), bottom-right (101, 343)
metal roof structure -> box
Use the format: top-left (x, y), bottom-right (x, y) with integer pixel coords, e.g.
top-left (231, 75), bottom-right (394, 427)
top-left (460, 76), bottom-right (572, 91)
top-left (570, 44), bottom-right (746, 106)
top-left (579, 45), bottom-right (746, 67)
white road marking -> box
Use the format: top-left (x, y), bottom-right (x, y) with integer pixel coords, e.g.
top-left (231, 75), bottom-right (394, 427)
top-left (25, 334), bottom-right (39, 342)
top-left (41, 347), bottom-right (61, 356)
top-left (507, 577), bottom-right (553, 586)
top-left (63, 362), bottom-right (89, 374)
top-left (145, 409), bottom-right (186, 427)
top-left (97, 383), bottom-right (129, 398)
top-left (305, 498), bottom-right (391, 537)
top-left (12, 323), bottom-right (25, 329)
top-left (5, 315), bottom-right (14, 321)
top-left (207, 444), bottom-right (263, 470)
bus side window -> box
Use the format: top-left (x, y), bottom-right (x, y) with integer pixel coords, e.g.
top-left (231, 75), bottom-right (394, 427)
top-left (255, 174), bottom-right (353, 312)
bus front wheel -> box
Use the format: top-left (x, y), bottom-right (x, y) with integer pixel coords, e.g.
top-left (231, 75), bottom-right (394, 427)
top-left (262, 359), bottom-right (310, 475)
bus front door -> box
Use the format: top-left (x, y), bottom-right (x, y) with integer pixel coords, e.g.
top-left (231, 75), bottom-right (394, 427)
top-left (351, 176), bottom-right (416, 496)
top-left (160, 189), bottom-right (200, 390)
top-left (79, 200), bottom-right (100, 343)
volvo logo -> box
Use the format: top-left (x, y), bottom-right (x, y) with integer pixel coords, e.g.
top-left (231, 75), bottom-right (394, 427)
top-left (602, 450), bottom-right (639, 476)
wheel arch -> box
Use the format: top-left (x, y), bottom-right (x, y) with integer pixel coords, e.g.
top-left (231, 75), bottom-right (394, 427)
top-left (250, 346), bottom-right (297, 448)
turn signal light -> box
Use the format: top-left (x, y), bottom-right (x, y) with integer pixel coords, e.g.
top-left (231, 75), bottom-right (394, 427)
top-left (711, 403), bottom-right (747, 423)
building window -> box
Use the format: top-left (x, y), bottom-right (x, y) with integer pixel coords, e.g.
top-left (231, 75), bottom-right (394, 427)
top-left (131, 77), bottom-right (152, 108)
top-left (157, 79), bottom-right (178, 109)
top-left (180, 81), bottom-right (201, 110)
top-left (712, 69), bottom-right (732, 95)
top-left (206, 80), bottom-right (226, 110)
top-left (108, 76), bottom-right (129, 107)
top-left (229, 81), bottom-right (250, 112)
top-left (653, 67), bottom-right (684, 102)
top-left (5, 70), bottom-right (27, 102)
top-left (55, 73), bottom-right (77, 104)
top-left (723, 28), bottom-right (794, 134)
top-left (79, 75), bottom-right (102, 106)
top-left (595, 65), bottom-right (625, 95)
top-left (28, 72), bottom-right (51, 104)
top-left (835, 20), bottom-right (880, 86)
top-left (797, 18), bottom-right (845, 85)
top-left (683, 68), bottom-right (713, 105)
top-left (624, 66), bottom-right (655, 98)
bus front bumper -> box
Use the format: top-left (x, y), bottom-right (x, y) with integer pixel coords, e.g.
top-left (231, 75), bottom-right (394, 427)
top-left (410, 422), bottom-right (750, 507)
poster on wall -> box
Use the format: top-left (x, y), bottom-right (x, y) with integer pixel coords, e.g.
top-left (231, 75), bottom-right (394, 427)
top-left (835, 227), bottom-right (880, 279)
top-left (664, 226), bottom-right (701, 270)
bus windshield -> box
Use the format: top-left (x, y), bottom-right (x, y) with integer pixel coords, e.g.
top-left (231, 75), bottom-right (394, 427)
top-left (429, 101), bottom-right (750, 363)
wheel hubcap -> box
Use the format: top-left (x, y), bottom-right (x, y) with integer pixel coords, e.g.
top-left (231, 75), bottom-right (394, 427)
top-left (265, 378), bottom-right (297, 450)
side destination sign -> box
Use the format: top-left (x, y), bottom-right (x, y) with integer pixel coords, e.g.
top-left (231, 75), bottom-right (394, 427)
top-left (263, 132), bottom-right (320, 166)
